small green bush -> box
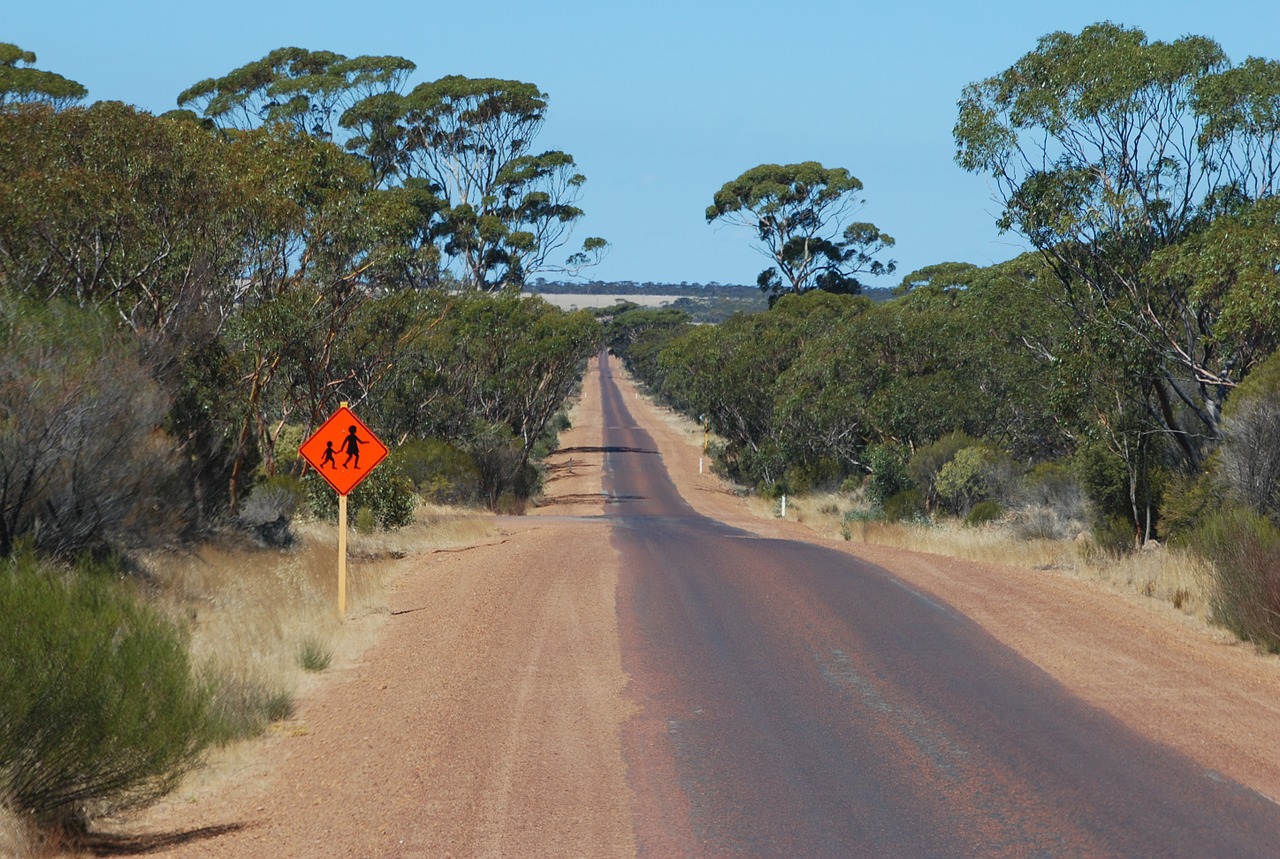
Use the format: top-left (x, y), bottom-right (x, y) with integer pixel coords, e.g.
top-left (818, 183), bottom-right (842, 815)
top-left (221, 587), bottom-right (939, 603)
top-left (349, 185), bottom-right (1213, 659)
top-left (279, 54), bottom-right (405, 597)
top-left (393, 438), bottom-right (482, 505)
top-left (306, 466), bottom-right (417, 530)
top-left (202, 676), bottom-right (295, 745)
top-left (882, 489), bottom-right (926, 522)
top-left (0, 551), bottom-right (213, 827)
top-left (864, 442), bottom-right (912, 507)
top-left (966, 500), bottom-right (1003, 527)
top-left (1191, 504), bottom-right (1280, 652)
top-left (1090, 514), bottom-right (1138, 556)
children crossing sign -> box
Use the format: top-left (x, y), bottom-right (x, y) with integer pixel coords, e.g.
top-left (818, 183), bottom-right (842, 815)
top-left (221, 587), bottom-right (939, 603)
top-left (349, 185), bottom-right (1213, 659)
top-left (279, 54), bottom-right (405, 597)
top-left (299, 404), bottom-right (389, 620)
top-left (299, 406), bottom-right (388, 496)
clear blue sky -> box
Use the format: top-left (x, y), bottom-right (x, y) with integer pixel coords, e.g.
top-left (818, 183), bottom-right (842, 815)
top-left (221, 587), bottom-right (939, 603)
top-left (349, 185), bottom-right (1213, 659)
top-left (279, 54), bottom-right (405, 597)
top-left (8, 1), bottom-right (1280, 287)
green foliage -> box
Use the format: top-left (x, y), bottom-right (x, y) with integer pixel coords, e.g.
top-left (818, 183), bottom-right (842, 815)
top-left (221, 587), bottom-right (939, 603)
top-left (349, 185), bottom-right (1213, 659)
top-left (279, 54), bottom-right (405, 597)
top-left (1191, 503), bottom-right (1280, 651)
top-left (908, 432), bottom-right (980, 513)
top-left (298, 638), bottom-right (333, 672)
top-left (0, 43), bottom-right (87, 109)
top-left (1074, 441), bottom-right (1137, 543)
top-left (935, 447), bottom-right (996, 516)
top-left (305, 465), bottom-right (416, 530)
top-left (1158, 469), bottom-right (1226, 545)
top-left (178, 47), bottom-right (415, 141)
top-left (0, 297), bottom-right (185, 559)
top-left (202, 677), bottom-right (294, 746)
top-left (0, 551), bottom-right (213, 827)
top-left (393, 438), bottom-right (482, 505)
top-left (955, 23), bottom-right (1280, 471)
top-left (340, 73), bottom-right (605, 287)
top-left (882, 490), bottom-right (927, 523)
top-left (965, 500), bottom-right (1003, 527)
top-left (863, 443), bottom-right (912, 507)
top-left (1218, 349), bottom-right (1280, 517)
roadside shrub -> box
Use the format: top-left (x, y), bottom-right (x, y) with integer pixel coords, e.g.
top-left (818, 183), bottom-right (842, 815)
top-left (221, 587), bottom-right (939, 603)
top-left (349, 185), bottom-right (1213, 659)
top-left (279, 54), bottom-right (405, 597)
top-left (531, 410), bottom-right (572, 460)
top-left (468, 422), bottom-right (541, 508)
top-left (1090, 515), bottom-right (1139, 557)
top-left (908, 432), bottom-right (978, 512)
top-left (298, 638), bottom-right (332, 673)
top-left (393, 438), bottom-right (482, 506)
top-left (1219, 351), bottom-right (1280, 517)
top-left (1073, 438), bottom-right (1164, 549)
top-left (882, 489), bottom-right (926, 522)
top-left (864, 442), bottom-right (912, 507)
top-left (238, 475), bottom-right (305, 547)
top-left (783, 458), bottom-right (844, 495)
top-left (936, 446), bottom-right (995, 516)
top-left (0, 551), bottom-right (213, 828)
top-left (202, 675), bottom-right (294, 745)
top-left (1158, 468), bottom-right (1226, 545)
top-left (1191, 503), bottom-right (1280, 651)
top-left (966, 500), bottom-right (1003, 527)
top-left (305, 466), bottom-right (417, 530)
top-left (0, 298), bottom-right (185, 558)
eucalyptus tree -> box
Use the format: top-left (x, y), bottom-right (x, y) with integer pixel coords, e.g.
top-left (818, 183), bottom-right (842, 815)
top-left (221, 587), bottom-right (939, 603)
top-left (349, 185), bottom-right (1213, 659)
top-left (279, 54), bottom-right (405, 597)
top-left (706, 162), bottom-right (895, 304)
top-left (954, 22), bottom-right (1280, 471)
top-left (0, 102), bottom-right (244, 336)
top-left (0, 42), bottom-right (86, 109)
top-left (342, 75), bottom-right (606, 289)
top-left (177, 47), bottom-right (415, 140)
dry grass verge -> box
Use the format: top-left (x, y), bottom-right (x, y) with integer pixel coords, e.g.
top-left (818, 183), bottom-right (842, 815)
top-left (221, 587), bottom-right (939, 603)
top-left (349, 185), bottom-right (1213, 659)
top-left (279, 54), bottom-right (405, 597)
top-left (745, 489), bottom-right (1213, 623)
top-left (145, 504), bottom-right (496, 712)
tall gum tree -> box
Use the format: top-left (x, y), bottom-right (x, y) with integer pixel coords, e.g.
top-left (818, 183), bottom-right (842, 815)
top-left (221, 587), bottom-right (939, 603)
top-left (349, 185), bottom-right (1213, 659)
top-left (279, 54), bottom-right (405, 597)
top-left (953, 22), bottom-right (1280, 474)
top-left (706, 161), bottom-right (895, 305)
top-left (342, 75), bottom-right (606, 289)
top-left (0, 42), bottom-right (86, 109)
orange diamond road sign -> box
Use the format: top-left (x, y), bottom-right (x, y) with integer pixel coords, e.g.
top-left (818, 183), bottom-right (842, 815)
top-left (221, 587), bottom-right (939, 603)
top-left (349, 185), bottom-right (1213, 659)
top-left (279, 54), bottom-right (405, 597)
top-left (299, 406), bottom-right (389, 496)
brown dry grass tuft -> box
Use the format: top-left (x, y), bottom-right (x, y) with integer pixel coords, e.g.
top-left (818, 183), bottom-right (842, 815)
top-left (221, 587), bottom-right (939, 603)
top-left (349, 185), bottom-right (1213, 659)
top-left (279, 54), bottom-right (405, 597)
top-left (0, 806), bottom-right (63, 859)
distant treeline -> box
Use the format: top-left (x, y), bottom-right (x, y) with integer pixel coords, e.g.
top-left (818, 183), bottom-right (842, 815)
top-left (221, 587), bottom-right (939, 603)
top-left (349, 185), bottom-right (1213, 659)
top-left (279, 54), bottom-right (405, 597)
top-left (529, 278), bottom-right (895, 303)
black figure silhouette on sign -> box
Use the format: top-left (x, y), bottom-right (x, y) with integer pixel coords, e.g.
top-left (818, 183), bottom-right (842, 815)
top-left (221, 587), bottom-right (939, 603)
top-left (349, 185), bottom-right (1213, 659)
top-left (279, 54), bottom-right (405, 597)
top-left (342, 426), bottom-right (366, 469)
top-left (321, 441), bottom-right (337, 469)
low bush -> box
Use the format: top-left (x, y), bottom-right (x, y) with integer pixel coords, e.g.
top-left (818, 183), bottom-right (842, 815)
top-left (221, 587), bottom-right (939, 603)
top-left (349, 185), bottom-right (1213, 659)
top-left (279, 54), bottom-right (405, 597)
top-left (202, 675), bottom-right (295, 745)
top-left (305, 466), bottom-right (417, 530)
top-left (239, 475), bottom-right (306, 547)
top-left (966, 500), bottom-right (1003, 527)
top-left (1191, 504), bottom-right (1280, 652)
top-left (393, 438), bottom-right (482, 506)
top-left (883, 489), bottom-right (926, 523)
top-left (0, 550), bottom-right (213, 829)
top-left (298, 638), bottom-right (333, 673)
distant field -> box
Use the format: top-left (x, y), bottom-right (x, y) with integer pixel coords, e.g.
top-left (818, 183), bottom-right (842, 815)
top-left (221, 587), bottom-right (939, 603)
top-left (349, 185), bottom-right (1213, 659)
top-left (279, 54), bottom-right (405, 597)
top-left (525, 293), bottom-right (681, 310)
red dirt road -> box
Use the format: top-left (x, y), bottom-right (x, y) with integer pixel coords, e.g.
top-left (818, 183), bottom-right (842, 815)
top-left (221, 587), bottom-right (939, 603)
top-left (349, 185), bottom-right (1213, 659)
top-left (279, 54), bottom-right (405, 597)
top-left (110, 354), bottom-right (1280, 857)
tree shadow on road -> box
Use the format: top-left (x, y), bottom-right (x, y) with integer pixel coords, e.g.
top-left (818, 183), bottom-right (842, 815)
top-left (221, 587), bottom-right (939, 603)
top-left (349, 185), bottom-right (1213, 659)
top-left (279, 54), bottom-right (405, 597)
top-left (74, 823), bottom-right (249, 856)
